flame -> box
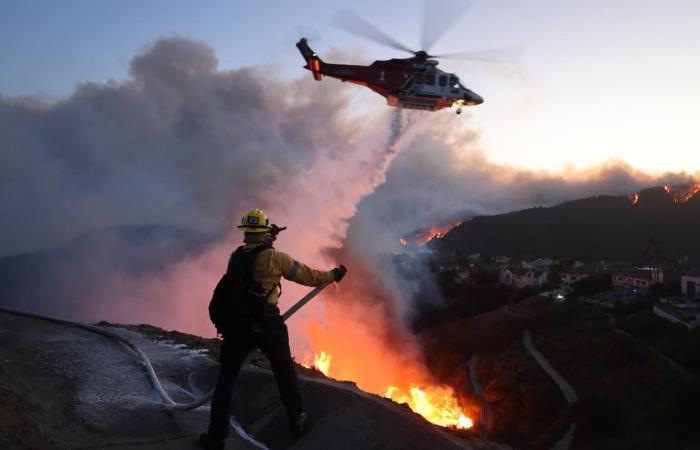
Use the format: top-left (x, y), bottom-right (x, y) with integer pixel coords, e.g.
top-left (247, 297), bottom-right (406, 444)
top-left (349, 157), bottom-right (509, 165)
top-left (302, 348), bottom-right (474, 430)
top-left (663, 183), bottom-right (700, 204)
top-left (400, 219), bottom-right (465, 247)
top-left (313, 351), bottom-right (332, 376)
top-left (295, 248), bottom-right (476, 433)
top-left (384, 384), bottom-right (474, 429)
top-left (300, 350), bottom-right (332, 376)
top-left (628, 192), bottom-right (640, 205)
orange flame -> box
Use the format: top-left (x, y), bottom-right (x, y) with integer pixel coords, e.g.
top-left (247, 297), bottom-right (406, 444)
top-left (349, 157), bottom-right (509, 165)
top-left (385, 384), bottom-right (474, 429)
top-left (663, 183), bottom-right (700, 204)
top-left (313, 351), bottom-right (332, 376)
top-left (303, 348), bottom-right (474, 430)
top-left (628, 192), bottom-right (640, 205)
top-left (296, 247), bottom-right (476, 432)
top-left (300, 351), bottom-right (332, 376)
top-left (400, 219), bottom-right (465, 247)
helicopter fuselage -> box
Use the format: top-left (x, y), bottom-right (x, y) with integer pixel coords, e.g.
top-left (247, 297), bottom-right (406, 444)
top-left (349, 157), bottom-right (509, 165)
top-left (296, 39), bottom-right (483, 112)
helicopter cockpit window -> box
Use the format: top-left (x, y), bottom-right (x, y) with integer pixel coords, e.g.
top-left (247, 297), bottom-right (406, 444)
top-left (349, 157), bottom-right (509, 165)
top-left (439, 75), bottom-right (447, 86)
top-left (414, 73), bottom-right (424, 84)
top-left (425, 74), bottom-right (436, 85)
top-left (450, 76), bottom-right (459, 87)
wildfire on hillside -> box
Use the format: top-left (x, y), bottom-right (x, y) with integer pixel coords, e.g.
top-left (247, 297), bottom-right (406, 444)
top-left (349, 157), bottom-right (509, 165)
top-left (400, 219), bottom-right (465, 247)
top-left (628, 192), bottom-right (640, 205)
top-left (385, 384), bottom-right (474, 429)
top-left (296, 233), bottom-right (477, 432)
top-left (663, 183), bottom-right (700, 204)
top-left (302, 348), bottom-right (474, 430)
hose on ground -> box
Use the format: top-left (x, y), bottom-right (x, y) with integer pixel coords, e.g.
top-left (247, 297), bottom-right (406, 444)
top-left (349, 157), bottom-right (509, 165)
top-left (0, 283), bottom-right (329, 411)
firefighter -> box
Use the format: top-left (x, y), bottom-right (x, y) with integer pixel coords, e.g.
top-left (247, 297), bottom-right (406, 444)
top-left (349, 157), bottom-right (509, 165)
top-left (200, 209), bottom-right (347, 449)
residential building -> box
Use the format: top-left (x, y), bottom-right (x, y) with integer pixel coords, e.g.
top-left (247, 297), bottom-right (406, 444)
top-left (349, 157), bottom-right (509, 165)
top-left (493, 256), bottom-right (511, 265)
top-left (524, 258), bottom-right (555, 271)
top-left (560, 267), bottom-right (594, 289)
top-left (681, 270), bottom-right (700, 299)
top-left (612, 268), bottom-right (663, 295)
top-left (501, 266), bottom-right (549, 289)
top-left (455, 269), bottom-right (471, 285)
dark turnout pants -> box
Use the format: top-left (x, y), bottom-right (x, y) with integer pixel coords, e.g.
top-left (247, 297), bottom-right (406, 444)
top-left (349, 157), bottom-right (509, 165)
top-left (208, 312), bottom-right (303, 440)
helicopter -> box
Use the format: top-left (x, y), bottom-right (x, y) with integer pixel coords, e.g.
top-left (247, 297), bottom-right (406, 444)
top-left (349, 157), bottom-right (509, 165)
top-left (296, 6), bottom-right (517, 114)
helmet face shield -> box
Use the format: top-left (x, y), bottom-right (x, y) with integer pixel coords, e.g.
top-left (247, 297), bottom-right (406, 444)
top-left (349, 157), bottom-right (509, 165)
top-left (238, 209), bottom-right (271, 233)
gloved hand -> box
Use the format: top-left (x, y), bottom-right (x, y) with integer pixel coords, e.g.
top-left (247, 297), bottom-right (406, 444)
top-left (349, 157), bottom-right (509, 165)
top-left (332, 265), bottom-right (347, 282)
top-left (269, 224), bottom-right (287, 240)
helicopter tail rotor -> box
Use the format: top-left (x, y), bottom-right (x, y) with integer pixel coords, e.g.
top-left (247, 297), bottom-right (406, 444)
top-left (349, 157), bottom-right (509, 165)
top-left (296, 38), bottom-right (324, 81)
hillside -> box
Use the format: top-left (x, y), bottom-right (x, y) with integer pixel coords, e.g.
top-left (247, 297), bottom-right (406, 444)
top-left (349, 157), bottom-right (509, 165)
top-left (0, 310), bottom-right (505, 450)
top-left (436, 186), bottom-right (700, 261)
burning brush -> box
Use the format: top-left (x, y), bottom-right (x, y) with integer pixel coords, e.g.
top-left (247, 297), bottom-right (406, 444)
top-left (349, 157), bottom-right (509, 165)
top-left (400, 219), bottom-right (466, 247)
top-left (663, 183), bottom-right (700, 204)
top-left (301, 350), bottom-right (474, 430)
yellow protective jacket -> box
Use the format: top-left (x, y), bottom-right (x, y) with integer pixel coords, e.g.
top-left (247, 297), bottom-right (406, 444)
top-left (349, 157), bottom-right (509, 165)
top-left (243, 243), bottom-right (335, 305)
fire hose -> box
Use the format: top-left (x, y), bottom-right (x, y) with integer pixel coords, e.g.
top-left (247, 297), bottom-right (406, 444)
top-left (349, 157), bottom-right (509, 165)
top-left (170, 283), bottom-right (329, 410)
top-left (0, 283), bottom-right (329, 411)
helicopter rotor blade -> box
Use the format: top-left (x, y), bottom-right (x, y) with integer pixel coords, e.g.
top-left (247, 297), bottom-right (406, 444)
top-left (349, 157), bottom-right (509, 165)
top-left (288, 25), bottom-right (322, 43)
top-left (421, 0), bottom-right (471, 52)
top-left (331, 9), bottom-right (416, 55)
top-left (433, 46), bottom-right (522, 63)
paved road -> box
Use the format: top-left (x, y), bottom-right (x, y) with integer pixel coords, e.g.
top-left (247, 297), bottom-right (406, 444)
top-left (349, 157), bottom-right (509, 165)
top-left (0, 310), bottom-right (505, 450)
top-left (522, 330), bottom-right (578, 450)
top-left (522, 330), bottom-right (578, 405)
top-left (467, 355), bottom-right (492, 431)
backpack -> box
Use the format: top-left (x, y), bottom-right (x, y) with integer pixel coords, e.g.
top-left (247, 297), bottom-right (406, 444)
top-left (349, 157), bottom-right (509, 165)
top-left (208, 244), bottom-right (272, 333)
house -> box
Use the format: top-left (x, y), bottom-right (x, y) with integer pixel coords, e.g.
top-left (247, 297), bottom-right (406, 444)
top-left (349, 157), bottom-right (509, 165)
top-left (612, 268), bottom-right (663, 295)
top-left (524, 258), bottom-right (555, 271)
top-left (560, 267), bottom-right (595, 289)
top-left (681, 270), bottom-right (700, 299)
top-left (493, 256), bottom-right (511, 265)
top-left (454, 269), bottom-right (471, 284)
top-left (501, 266), bottom-right (549, 289)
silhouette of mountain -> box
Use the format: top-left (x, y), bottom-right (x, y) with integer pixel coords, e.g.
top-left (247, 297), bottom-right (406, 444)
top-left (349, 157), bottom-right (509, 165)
top-left (0, 225), bottom-right (214, 318)
top-left (436, 186), bottom-right (700, 261)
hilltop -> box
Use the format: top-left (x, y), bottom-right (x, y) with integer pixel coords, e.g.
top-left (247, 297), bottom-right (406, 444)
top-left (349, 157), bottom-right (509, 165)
top-left (436, 186), bottom-right (700, 262)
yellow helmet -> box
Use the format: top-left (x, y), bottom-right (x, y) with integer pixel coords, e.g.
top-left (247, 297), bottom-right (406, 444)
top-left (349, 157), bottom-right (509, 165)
top-left (238, 209), bottom-right (271, 233)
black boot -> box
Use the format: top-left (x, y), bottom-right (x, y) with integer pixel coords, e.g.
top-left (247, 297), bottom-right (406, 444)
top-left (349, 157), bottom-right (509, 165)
top-left (199, 432), bottom-right (225, 450)
top-left (290, 410), bottom-right (308, 437)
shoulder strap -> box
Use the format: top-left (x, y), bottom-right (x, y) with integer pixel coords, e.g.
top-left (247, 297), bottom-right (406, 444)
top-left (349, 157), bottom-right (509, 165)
top-left (226, 245), bottom-right (273, 281)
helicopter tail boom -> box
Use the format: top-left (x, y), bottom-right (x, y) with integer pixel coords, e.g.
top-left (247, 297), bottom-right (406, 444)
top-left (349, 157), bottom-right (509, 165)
top-left (296, 38), bottom-right (323, 81)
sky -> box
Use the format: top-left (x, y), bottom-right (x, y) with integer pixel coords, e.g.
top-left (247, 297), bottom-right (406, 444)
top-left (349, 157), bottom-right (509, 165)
top-left (2, 0), bottom-right (699, 173)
